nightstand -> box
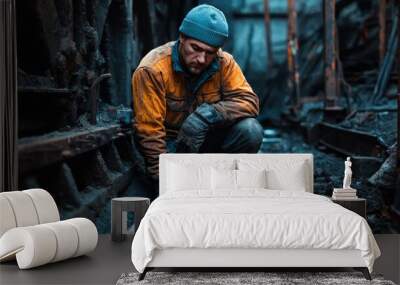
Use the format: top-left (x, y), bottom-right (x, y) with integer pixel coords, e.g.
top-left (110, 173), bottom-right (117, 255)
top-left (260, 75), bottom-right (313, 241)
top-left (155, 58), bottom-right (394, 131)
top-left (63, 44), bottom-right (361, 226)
top-left (111, 197), bottom-right (150, 242)
top-left (331, 198), bottom-right (366, 219)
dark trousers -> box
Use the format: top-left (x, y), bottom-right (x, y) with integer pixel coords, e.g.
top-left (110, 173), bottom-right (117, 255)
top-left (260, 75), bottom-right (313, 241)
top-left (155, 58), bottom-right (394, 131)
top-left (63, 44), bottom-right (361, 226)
top-left (135, 117), bottom-right (264, 199)
top-left (166, 117), bottom-right (263, 153)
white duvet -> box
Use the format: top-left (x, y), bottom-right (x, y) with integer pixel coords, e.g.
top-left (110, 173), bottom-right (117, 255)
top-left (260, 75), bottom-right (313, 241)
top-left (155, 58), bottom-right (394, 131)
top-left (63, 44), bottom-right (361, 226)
top-left (131, 190), bottom-right (380, 273)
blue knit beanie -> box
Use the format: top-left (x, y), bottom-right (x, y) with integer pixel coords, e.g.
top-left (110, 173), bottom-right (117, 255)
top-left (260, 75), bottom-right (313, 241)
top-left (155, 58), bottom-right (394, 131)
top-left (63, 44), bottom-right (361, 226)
top-left (179, 4), bottom-right (229, 47)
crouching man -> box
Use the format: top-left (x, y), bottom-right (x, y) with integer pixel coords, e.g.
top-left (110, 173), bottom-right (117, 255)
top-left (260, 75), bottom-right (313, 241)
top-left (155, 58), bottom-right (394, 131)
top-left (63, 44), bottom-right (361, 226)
top-left (131, 4), bottom-right (263, 195)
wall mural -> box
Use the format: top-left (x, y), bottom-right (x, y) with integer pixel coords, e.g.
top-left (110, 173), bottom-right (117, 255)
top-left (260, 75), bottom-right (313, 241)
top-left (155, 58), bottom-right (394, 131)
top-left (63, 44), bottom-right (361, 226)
top-left (16, 0), bottom-right (399, 234)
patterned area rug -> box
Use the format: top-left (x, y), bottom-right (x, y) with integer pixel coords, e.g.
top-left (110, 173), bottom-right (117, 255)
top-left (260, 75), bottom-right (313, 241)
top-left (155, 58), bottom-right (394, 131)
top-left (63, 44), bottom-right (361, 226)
top-left (116, 271), bottom-right (396, 285)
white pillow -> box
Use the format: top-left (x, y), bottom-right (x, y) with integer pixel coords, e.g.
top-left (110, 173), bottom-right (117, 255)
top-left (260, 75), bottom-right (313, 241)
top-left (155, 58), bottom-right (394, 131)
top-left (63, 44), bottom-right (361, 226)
top-left (166, 159), bottom-right (236, 170)
top-left (237, 159), bottom-right (308, 192)
top-left (211, 168), bottom-right (237, 190)
top-left (266, 167), bottom-right (307, 191)
top-left (236, 169), bottom-right (267, 189)
top-left (211, 169), bottom-right (268, 190)
top-left (167, 162), bottom-right (211, 191)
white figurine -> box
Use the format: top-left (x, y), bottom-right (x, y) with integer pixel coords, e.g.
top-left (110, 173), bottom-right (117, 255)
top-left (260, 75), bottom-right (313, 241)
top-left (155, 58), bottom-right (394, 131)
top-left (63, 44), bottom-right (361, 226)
top-left (342, 157), bottom-right (353, 189)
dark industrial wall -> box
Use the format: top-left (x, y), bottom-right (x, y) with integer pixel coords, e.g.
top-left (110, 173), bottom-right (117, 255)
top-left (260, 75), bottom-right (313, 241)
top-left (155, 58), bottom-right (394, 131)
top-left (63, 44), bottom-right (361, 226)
top-left (17, 0), bottom-right (196, 131)
top-left (201, 0), bottom-right (399, 234)
top-left (202, 0), bottom-right (396, 122)
top-left (16, 0), bottom-right (197, 232)
top-left (16, 0), bottom-right (399, 234)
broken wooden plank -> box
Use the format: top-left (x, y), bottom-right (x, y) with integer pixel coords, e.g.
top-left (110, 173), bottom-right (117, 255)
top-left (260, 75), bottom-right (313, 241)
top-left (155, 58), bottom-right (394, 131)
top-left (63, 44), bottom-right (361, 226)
top-left (18, 87), bottom-right (73, 95)
top-left (18, 124), bottom-right (130, 173)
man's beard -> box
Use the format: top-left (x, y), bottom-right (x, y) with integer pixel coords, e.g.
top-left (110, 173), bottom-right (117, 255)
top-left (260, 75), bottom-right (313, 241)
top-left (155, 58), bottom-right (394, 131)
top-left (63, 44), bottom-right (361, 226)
top-left (187, 65), bottom-right (203, 75)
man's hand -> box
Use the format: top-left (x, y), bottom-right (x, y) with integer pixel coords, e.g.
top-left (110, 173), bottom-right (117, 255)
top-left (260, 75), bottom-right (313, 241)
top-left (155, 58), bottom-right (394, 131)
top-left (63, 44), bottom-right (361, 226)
top-left (176, 103), bottom-right (224, 153)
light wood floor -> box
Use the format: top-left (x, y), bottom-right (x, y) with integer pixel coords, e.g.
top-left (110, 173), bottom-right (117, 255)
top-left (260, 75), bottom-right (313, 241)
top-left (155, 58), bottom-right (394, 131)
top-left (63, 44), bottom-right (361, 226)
top-left (0, 235), bottom-right (398, 285)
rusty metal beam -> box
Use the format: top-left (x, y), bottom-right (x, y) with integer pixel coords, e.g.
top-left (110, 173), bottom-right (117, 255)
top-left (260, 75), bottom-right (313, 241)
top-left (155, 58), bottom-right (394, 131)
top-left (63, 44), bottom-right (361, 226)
top-left (371, 7), bottom-right (399, 104)
top-left (264, 0), bottom-right (273, 68)
top-left (323, 0), bottom-right (338, 108)
top-left (287, 0), bottom-right (301, 108)
top-left (317, 122), bottom-right (387, 158)
top-left (379, 0), bottom-right (387, 64)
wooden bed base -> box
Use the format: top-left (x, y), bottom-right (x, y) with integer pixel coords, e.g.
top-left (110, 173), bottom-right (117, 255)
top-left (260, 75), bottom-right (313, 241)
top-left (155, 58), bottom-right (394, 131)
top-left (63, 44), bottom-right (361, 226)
top-left (137, 248), bottom-right (372, 281)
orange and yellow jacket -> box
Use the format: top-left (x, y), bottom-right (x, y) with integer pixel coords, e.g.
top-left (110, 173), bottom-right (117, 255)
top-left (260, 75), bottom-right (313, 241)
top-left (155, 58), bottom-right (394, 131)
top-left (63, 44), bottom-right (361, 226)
top-left (132, 41), bottom-right (259, 179)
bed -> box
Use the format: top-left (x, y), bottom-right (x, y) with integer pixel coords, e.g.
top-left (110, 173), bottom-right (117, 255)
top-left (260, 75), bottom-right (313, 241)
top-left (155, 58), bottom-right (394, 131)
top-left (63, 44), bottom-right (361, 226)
top-left (131, 153), bottom-right (381, 280)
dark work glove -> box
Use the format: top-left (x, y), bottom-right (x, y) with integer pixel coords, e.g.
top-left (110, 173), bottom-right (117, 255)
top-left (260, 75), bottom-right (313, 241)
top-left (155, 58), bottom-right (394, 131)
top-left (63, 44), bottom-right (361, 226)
top-left (176, 103), bottom-right (224, 153)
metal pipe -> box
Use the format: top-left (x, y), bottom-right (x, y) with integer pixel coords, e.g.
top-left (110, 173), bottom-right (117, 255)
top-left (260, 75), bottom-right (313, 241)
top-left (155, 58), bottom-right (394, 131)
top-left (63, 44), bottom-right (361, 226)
top-left (323, 0), bottom-right (338, 108)
top-left (89, 73), bottom-right (112, 125)
top-left (264, 0), bottom-right (273, 68)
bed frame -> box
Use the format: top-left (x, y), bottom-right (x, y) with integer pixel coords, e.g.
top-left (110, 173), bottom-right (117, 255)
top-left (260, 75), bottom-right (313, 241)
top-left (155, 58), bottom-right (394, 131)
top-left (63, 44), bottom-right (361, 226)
top-left (140, 248), bottom-right (370, 280)
top-left (138, 154), bottom-right (372, 280)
